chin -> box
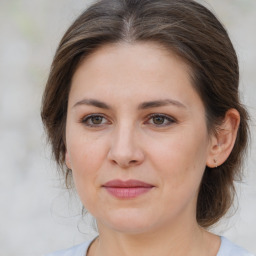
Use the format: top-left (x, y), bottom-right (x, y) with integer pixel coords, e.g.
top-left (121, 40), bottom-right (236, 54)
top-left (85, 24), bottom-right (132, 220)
top-left (97, 208), bottom-right (155, 234)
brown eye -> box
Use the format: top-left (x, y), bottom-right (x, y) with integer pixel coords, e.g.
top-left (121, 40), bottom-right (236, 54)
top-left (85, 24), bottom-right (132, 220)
top-left (146, 114), bottom-right (175, 127)
top-left (82, 114), bottom-right (109, 127)
top-left (91, 116), bottom-right (103, 124)
top-left (152, 116), bottom-right (165, 125)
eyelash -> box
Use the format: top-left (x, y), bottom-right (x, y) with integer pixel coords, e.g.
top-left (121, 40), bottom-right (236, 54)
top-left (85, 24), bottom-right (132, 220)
top-left (145, 113), bottom-right (176, 127)
top-left (80, 113), bottom-right (176, 128)
top-left (81, 114), bottom-right (109, 127)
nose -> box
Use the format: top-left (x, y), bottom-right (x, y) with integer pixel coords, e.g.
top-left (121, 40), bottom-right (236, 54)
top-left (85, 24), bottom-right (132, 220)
top-left (107, 124), bottom-right (145, 168)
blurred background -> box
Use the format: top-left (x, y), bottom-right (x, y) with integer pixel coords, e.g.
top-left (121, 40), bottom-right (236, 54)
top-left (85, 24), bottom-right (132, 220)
top-left (0, 0), bottom-right (255, 255)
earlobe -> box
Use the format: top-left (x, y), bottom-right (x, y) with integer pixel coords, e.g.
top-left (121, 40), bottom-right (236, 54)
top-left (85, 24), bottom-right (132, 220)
top-left (206, 109), bottom-right (240, 168)
top-left (65, 151), bottom-right (71, 169)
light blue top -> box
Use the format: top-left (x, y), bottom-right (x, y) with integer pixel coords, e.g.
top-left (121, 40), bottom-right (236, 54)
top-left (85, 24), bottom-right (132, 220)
top-left (44, 236), bottom-right (255, 256)
top-left (217, 237), bottom-right (254, 256)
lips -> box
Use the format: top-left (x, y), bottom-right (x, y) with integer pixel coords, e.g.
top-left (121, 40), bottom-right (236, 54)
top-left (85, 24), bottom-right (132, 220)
top-left (102, 179), bottom-right (154, 199)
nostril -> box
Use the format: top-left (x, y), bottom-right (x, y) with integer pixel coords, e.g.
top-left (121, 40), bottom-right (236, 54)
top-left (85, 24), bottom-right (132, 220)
top-left (107, 142), bottom-right (145, 168)
top-left (110, 159), bottom-right (138, 168)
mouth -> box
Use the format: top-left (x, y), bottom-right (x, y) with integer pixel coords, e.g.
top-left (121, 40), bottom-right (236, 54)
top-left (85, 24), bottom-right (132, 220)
top-left (102, 179), bottom-right (155, 199)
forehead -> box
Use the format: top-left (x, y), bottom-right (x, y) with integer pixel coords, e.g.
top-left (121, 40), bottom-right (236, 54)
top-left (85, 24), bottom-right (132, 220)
top-left (70, 42), bottom-right (202, 109)
top-left (76, 42), bottom-right (191, 77)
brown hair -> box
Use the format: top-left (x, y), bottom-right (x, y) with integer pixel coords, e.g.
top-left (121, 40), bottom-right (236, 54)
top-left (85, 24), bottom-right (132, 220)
top-left (41, 0), bottom-right (249, 228)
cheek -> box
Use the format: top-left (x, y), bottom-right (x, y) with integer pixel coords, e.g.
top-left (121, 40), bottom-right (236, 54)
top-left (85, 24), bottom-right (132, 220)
top-left (66, 133), bottom-right (107, 194)
top-left (67, 141), bottom-right (105, 212)
top-left (148, 129), bottom-right (208, 189)
top-left (67, 129), bottom-right (106, 170)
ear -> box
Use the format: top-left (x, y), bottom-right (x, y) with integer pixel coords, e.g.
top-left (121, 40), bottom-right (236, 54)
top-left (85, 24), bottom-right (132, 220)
top-left (65, 151), bottom-right (71, 169)
top-left (206, 109), bottom-right (240, 168)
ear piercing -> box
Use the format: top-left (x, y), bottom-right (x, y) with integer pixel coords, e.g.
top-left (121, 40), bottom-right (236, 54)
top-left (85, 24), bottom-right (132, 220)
top-left (213, 159), bottom-right (218, 168)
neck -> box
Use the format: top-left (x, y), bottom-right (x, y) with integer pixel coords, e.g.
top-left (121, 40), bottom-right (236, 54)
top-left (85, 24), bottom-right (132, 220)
top-left (89, 219), bottom-right (220, 256)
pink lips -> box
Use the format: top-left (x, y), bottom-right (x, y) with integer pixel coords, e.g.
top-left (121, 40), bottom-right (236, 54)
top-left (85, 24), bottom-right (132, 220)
top-left (102, 179), bottom-right (154, 199)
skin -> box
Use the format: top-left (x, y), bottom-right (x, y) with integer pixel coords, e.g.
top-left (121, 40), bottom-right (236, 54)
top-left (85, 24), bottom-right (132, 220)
top-left (65, 42), bottom-right (240, 256)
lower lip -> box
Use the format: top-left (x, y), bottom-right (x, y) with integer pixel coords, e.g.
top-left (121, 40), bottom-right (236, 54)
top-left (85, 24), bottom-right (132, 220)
top-left (104, 187), bottom-right (153, 199)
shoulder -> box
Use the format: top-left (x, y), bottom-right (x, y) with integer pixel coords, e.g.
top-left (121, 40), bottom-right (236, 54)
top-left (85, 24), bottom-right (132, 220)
top-left (44, 238), bottom-right (95, 256)
top-left (217, 236), bottom-right (255, 256)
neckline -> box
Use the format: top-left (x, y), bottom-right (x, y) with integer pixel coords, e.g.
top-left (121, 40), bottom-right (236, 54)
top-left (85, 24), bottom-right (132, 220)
top-left (85, 235), bottom-right (224, 256)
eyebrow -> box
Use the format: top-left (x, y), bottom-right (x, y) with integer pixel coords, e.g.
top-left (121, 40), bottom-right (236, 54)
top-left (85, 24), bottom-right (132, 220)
top-left (73, 99), bottom-right (111, 109)
top-left (73, 98), bottom-right (186, 110)
top-left (138, 99), bottom-right (186, 109)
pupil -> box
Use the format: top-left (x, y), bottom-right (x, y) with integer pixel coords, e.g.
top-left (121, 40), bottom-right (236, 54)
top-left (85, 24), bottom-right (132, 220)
top-left (92, 116), bottom-right (102, 124)
top-left (153, 116), bottom-right (164, 124)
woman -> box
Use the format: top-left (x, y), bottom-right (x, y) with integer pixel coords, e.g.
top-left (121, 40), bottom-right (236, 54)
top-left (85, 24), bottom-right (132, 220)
top-left (41, 0), bottom-right (254, 255)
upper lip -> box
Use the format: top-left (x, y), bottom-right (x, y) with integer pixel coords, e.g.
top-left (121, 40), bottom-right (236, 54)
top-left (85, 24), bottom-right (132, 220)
top-left (103, 179), bottom-right (154, 188)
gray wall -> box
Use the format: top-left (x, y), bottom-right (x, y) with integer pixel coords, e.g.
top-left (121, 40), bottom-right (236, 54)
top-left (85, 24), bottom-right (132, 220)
top-left (0, 0), bottom-right (255, 255)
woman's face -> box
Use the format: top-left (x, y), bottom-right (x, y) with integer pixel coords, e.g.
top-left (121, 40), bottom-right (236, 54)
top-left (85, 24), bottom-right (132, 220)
top-left (65, 42), bottom-right (214, 234)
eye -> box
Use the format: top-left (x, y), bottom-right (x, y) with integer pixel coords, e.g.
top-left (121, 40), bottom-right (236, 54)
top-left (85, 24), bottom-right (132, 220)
top-left (82, 114), bottom-right (109, 127)
top-left (146, 114), bottom-right (176, 127)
